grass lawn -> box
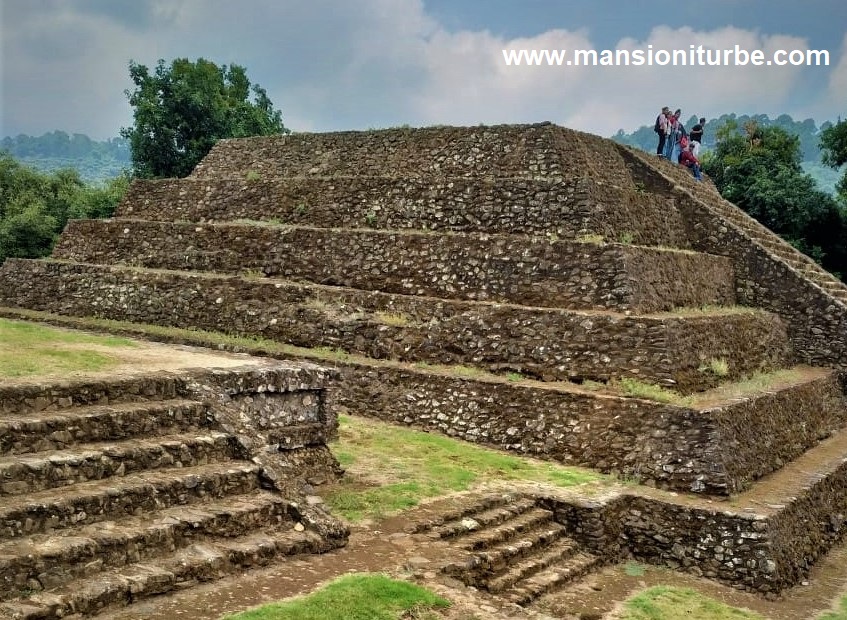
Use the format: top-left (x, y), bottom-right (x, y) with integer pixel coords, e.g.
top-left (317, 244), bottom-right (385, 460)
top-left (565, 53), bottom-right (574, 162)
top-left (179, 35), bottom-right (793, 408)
top-left (325, 414), bottom-right (608, 522)
top-left (818, 596), bottom-right (847, 620)
top-left (223, 573), bottom-right (449, 620)
top-left (619, 586), bottom-right (764, 620)
top-left (0, 318), bottom-right (135, 378)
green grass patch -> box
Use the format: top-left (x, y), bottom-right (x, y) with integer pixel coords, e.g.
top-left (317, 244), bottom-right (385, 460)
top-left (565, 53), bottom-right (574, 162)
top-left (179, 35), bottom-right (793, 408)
top-left (620, 586), bottom-right (764, 620)
top-left (818, 595), bottom-right (847, 620)
top-left (223, 573), bottom-right (450, 620)
top-left (326, 415), bottom-right (607, 522)
top-left (616, 378), bottom-right (691, 405)
top-left (0, 318), bottom-right (135, 378)
top-left (623, 561), bottom-right (647, 577)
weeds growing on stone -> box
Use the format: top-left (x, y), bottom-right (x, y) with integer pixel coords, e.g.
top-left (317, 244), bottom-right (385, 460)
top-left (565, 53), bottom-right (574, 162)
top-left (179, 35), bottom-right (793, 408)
top-left (618, 231), bottom-right (635, 244)
top-left (699, 358), bottom-right (730, 377)
top-left (575, 233), bottom-right (605, 244)
top-left (245, 170), bottom-right (261, 182)
top-left (616, 378), bottom-right (690, 405)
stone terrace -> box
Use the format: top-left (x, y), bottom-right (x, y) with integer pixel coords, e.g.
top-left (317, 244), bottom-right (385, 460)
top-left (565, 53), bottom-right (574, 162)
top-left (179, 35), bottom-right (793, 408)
top-left (1, 122), bottom-right (847, 606)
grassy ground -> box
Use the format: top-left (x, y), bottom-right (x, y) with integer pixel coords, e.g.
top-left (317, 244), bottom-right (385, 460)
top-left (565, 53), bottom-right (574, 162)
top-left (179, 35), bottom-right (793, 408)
top-left (617, 586), bottom-right (764, 619)
top-left (818, 597), bottom-right (847, 620)
top-left (223, 573), bottom-right (449, 620)
top-left (0, 318), bottom-right (134, 378)
top-left (324, 414), bottom-right (608, 522)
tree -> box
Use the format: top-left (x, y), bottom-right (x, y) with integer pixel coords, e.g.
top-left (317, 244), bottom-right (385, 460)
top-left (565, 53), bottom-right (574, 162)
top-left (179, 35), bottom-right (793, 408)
top-left (121, 58), bottom-right (287, 178)
top-left (703, 121), bottom-right (847, 280)
top-left (0, 154), bottom-right (128, 263)
top-left (820, 117), bottom-right (847, 202)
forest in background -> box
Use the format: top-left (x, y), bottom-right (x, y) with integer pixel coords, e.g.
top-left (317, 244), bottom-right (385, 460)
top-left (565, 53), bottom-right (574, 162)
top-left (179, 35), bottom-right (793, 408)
top-left (0, 131), bottom-right (131, 185)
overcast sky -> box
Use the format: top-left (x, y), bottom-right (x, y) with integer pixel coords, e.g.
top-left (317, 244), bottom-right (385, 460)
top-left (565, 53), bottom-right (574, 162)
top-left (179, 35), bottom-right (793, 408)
top-left (2, 0), bottom-right (845, 140)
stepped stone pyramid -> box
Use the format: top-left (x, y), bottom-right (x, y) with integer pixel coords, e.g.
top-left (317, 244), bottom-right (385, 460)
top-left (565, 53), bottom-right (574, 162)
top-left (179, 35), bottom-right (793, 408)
top-left (2, 122), bottom-right (847, 608)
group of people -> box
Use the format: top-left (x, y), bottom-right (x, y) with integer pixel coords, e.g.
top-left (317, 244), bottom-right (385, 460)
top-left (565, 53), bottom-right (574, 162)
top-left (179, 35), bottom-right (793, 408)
top-left (654, 107), bottom-right (706, 181)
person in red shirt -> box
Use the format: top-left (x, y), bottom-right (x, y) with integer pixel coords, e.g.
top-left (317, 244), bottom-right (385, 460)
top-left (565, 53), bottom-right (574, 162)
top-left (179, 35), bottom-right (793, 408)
top-left (678, 143), bottom-right (702, 181)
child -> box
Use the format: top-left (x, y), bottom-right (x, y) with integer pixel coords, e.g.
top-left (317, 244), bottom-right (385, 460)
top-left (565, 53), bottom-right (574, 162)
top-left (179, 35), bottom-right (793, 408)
top-left (678, 143), bottom-right (702, 181)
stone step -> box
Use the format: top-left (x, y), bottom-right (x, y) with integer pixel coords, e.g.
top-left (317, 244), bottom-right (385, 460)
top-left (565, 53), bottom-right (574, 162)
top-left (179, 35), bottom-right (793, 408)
top-left (0, 529), bottom-right (328, 619)
top-left (0, 375), bottom-right (185, 416)
top-left (114, 174), bottom-right (689, 247)
top-left (455, 508), bottom-right (557, 552)
top-left (0, 491), bottom-right (292, 599)
top-left (443, 521), bottom-right (570, 578)
top-left (505, 551), bottom-right (602, 606)
top-left (404, 492), bottom-right (531, 535)
top-left (0, 259), bottom-right (791, 393)
top-left (0, 399), bottom-right (210, 456)
top-left (54, 219), bottom-right (734, 313)
top-left (430, 496), bottom-right (541, 540)
top-left (485, 537), bottom-right (582, 594)
top-left (0, 461), bottom-right (263, 541)
top-left (0, 432), bottom-right (237, 497)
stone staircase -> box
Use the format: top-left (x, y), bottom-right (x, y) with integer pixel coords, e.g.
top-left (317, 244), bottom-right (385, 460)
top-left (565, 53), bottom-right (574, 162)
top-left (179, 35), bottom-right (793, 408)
top-left (0, 368), bottom-right (347, 619)
top-left (420, 495), bottom-right (602, 606)
top-left (0, 122), bottom-right (846, 605)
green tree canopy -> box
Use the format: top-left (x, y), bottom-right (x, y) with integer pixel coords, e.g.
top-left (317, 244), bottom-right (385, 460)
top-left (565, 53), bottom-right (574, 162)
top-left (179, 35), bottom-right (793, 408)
top-left (120, 58), bottom-right (287, 178)
top-left (820, 117), bottom-right (847, 202)
top-left (703, 120), bottom-right (847, 279)
top-left (0, 153), bottom-right (128, 263)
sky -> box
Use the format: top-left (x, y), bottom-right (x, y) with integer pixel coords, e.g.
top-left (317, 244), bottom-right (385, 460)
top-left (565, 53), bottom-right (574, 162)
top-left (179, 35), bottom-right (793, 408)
top-left (1, 0), bottom-right (846, 140)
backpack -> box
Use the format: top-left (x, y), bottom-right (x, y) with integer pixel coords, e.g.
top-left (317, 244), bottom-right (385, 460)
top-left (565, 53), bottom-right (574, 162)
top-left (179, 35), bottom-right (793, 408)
top-left (654, 115), bottom-right (662, 133)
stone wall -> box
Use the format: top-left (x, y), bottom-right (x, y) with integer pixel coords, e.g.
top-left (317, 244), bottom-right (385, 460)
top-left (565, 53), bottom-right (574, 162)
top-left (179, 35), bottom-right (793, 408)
top-left (55, 219), bottom-right (734, 313)
top-left (767, 457), bottom-right (847, 587)
top-left (0, 259), bottom-right (789, 392)
top-left (613, 497), bottom-right (777, 592)
top-left (115, 176), bottom-right (691, 248)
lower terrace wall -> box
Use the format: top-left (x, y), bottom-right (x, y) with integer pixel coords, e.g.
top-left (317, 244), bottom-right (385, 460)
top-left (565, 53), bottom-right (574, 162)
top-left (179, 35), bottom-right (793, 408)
top-left (115, 176), bottom-right (690, 248)
top-left (713, 373), bottom-right (847, 493)
top-left (0, 259), bottom-right (789, 392)
top-left (54, 219), bottom-right (734, 313)
top-left (767, 457), bottom-right (847, 587)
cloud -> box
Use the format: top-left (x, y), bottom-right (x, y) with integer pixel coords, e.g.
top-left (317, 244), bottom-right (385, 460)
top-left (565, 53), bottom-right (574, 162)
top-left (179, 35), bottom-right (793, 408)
top-left (823, 33), bottom-right (847, 116)
top-left (408, 24), bottom-right (817, 135)
top-left (1, 1), bottom-right (843, 139)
